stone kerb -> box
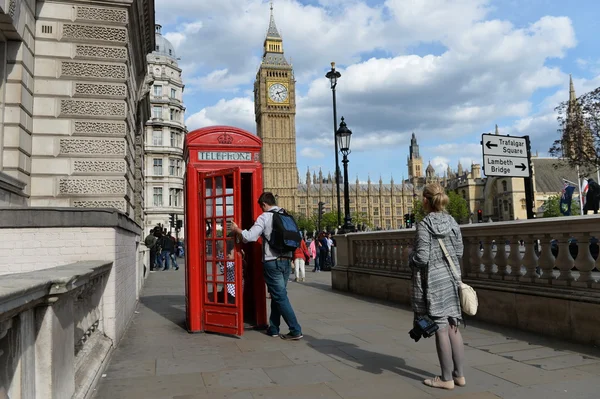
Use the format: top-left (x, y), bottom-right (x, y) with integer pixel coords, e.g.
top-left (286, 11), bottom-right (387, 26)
top-left (0, 261), bottom-right (112, 399)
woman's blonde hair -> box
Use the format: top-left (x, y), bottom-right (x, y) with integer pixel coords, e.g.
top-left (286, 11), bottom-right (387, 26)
top-left (423, 183), bottom-right (449, 213)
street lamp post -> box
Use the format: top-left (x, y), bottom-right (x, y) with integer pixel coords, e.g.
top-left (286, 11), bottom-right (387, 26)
top-left (336, 117), bottom-right (354, 233)
top-left (326, 62), bottom-right (342, 228)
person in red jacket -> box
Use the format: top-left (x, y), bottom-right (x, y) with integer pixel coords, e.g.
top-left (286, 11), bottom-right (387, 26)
top-left (293, 238), bottom-right (310, 282)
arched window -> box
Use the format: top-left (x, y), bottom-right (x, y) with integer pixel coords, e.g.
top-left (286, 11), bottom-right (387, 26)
top-left (502, 180), bottom-right (507, 192)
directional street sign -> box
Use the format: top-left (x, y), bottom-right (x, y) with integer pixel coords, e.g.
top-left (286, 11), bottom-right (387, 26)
top-left (483, 155), bottom-right (530, 177)
top-left (481, 134), bottom-right (531, 178)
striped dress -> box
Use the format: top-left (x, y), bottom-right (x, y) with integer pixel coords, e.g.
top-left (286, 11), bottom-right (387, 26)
top-left (410, 212), bottom-right (463, 321)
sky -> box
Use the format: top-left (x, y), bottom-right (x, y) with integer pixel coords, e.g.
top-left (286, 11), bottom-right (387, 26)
top-left (154, 0), bottom-right (600, 182)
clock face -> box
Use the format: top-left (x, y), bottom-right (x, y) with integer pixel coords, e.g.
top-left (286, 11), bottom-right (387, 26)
top-left (268, 83), bottom-right (288, 103)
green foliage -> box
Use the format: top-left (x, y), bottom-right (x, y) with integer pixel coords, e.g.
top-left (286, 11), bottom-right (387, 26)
top-left (413, 199), bottom-right (425, 222)
top-left (320, 211), bottom-right (339, 232)
top-left (413, 191), bottom-right (470, 224)
top-left (351, 211), bottom-right (373, 229)
top-left (542, 195), bottom-right (580, 217)
top-left (292, 212), bottom-right (316, 233)
top-left (447, 191), bottom-right (470, 224)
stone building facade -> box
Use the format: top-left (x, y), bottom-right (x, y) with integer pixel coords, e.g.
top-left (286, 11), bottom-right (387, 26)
top-left (0, 0), bottom-right (155, 227)
top-left (144, 24), bottom-right (186, 234)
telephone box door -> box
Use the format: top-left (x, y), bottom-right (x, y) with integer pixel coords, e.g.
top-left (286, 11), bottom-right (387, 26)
top-left (199, 167), bottom-right (244, 336)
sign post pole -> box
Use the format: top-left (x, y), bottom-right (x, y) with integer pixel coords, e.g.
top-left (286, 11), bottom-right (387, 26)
top-left (524, 135), bottom-right (535, 219)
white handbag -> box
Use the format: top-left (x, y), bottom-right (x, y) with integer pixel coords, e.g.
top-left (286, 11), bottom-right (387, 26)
top-left (438, 238), bottom-right (478, 316)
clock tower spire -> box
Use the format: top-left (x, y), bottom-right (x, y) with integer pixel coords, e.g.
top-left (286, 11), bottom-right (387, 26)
top-left (254, 3), bottom-right (298, 212)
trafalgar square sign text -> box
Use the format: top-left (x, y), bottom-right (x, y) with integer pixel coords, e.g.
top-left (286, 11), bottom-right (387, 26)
top-left (481, 134), bottom-right (531, 178)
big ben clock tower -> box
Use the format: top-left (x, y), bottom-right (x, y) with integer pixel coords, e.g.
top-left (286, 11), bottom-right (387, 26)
top-left (254, 4), bottom-right (298, 211)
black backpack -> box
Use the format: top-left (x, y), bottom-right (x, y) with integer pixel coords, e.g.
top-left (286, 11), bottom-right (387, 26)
top-left (267, 209), bottom-right (301, 253)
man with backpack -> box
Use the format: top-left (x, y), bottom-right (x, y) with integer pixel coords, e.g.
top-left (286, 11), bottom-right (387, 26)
top-left (231, 192), bottom-right (303, 340)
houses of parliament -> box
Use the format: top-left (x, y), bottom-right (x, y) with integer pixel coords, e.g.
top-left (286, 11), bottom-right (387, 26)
top-left (255, 7), bottom-right (577, 229)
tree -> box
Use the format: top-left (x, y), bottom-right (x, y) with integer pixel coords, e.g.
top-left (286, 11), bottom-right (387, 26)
top-left (320, 211), bottom-right (339, 232)
top-left (542, 195), bottom-right (580, 218)
top-left (549, 86), bottom-right (600, 172)
top-left (413, 191), bottom-right (470, 224)
top-left (351, 211), bottom-right (373, 229)
top-left (291, 212), bottom-right (316, 234)
top-left (446, 191), bottom-right (470, 224)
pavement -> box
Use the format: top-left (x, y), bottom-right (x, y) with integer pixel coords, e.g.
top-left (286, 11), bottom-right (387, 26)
top-left (94, 267), bottom-right (600, 399)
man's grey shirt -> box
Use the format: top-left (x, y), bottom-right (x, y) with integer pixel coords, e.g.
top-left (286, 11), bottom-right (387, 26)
top-left (240, 206), bottom-right (293, 261)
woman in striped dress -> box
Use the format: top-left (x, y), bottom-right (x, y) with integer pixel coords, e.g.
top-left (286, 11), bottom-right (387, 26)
top-left (410, 183), bottom-right (466, 390)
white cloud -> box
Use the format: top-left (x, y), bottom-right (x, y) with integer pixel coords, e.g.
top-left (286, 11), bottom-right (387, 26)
top-left (300, 147), bottom-right (325, 159)
top-left (185, 97), bottom-right (255, 132)
top-left (161, 0), bottom-right (594, 174)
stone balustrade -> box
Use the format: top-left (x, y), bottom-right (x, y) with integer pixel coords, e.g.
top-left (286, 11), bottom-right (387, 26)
top-left (0, 261), bottom-right (112, 399)
top-left (332, 216), bottom-right (600, 345)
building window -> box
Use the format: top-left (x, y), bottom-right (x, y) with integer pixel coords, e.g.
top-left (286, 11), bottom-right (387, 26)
top-left (152, 130), bottom-right (162, 146)
top-left (385, 197), bottom-right (390, 203)
top-left (169, 188), bottom-right (182, 207)
top-left (373, 198), bottom-right (379, 204)
top-left (361, 207), bottom-right (367, 213)
top-left (153, 158), bottom-right (163, 175)
top-left (171, 88), bottom-right (177, 98)
top-left (170, 132), bottom-right (176, 147)
top-left (300, 198), bottom-right (306, 204)
top-left (153, 187), bottom-right (163, 206)
top-left (386, 220), bottom-right (392, 229)
top-left (396, 207), bottom-right (402, 215)
top-left (169, 159), bottom-right (176, 176)
top-left (502, 180), bottom-right (507, 192)
top-left (373, 207), bottom-right (379, 216)
top-left (361, 198), bottom-right (367, 204)
top-left (176, 160), bottom-right (182, 176)
top-left (503, 200), bottom-right (509, 212)
top-left (152, 106), bottom-right (162, 119)
top-left (385, 207), bottom-right (391, 216)
top-left (313, 198), bottom-right (318, 205)
top-left (153, 85), bottom-right (162, 97)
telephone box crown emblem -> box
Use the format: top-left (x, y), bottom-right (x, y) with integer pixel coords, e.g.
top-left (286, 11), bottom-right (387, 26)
top-left (217, 132), bottom-right (233, 145)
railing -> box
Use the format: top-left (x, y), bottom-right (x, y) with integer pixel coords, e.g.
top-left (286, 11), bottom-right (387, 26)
top-left (0, 261), bottom-right (112, 399)
top-left (338, 216), bottom-right (600, 288)
top-left (333, 216), bottom-right (600, 345)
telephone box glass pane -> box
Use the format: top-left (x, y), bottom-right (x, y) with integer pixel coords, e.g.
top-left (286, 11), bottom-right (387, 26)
top-left (225, 218), bottom-right (234, 238)
top-left (225, 175), bottom-right (234, 195)
top-left (206, 240), bottom-right (213, 258)
top-left (216, 240), bottom-right (224, 259)
top-left (226, 196), bottom-right (234, 216)
top-left (205, 220), bottom-right (213, 238)
top-left (216, 283), bottom-right (225, 303)
top-left (216, 197), bottom-right (223, 217)
top-left (207, 283), bottom-right (214, 302)
top-left (206, 261), bottom-right (213, 279)
top-left (215, 176), bottom-right (223, 196)
top-left (205, 198), bottom-right (213, 217)
top-left (205, 178), bottom-right (213, 197)
top-left (215, 219), bottom-right (224, 238)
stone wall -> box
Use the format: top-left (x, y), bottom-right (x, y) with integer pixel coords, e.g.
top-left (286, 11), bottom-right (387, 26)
top-left (331, 219), bottom-right (600, 346)
top-left (0, 207), bottom-right (145, 344)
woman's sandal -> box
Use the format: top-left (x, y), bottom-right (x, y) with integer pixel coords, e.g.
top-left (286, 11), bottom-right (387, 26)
top-left (453, 376), bottom-right (466, 387)
top-left (423, 376), bottom-right (455, 390)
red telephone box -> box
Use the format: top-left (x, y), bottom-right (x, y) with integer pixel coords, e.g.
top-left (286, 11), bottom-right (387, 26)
top-left (184, 126), bottom-right (267, 335)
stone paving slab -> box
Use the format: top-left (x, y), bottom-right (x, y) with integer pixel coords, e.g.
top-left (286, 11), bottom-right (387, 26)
top-left (94, 269), bottom-right (600, 399)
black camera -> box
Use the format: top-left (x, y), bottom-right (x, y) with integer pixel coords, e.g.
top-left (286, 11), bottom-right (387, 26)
top-left (409, 316), bottom-right (439, 342)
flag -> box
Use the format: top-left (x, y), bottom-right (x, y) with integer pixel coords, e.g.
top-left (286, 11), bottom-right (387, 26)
top-left (560, 181), bottom-right (575, 216)
top-left (581, 178), bottom-right (589, 208)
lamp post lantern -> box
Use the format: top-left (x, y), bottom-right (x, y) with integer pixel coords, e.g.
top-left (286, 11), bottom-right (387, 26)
top-left (326, 62), bottom-right (342, 228)
top-left (336, 117), bottom-right (354, 233)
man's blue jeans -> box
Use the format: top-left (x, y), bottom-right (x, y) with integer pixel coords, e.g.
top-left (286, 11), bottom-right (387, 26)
top-left (263, 258), bottom-right (302, 336)
top-left (160, 250), bottom-right (171, 270)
